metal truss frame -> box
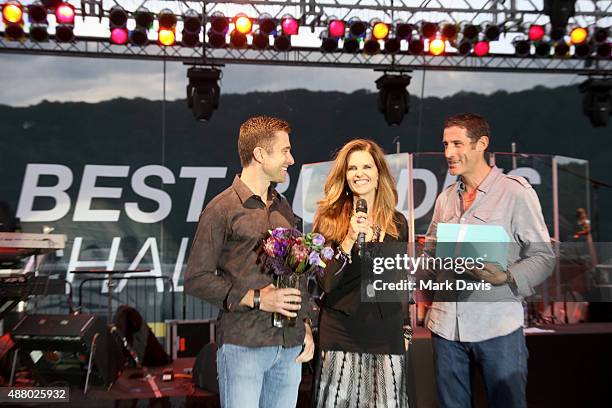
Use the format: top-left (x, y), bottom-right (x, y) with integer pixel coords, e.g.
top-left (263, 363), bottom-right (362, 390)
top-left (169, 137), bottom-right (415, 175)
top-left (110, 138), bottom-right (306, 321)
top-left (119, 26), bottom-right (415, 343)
top-left (1, 0), bottom-right (611, 74)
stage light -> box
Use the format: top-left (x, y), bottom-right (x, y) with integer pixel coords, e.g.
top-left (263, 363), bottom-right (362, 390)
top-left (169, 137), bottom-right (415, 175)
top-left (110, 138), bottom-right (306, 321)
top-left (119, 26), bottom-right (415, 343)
top-left (421, 22), bottom-right (438, 39)
top-left (441, 23), bottom-right (458, 40)
top-left (132, 7), bottom-right (152, 46)
top-left (376, 74), bottom-right (411, 126)
top-left (109, 27), bottom-right (127, 44)
top-left (186, 67), bottom-right (222, 122)
top-left (349, 18), bottom-right (367, 37)
top-left (134, 7), bottom-right (154, 29)
top-left (158, 9), bottom-right (176, 46)
top-left (29, 23), bottom-right (48, 41)
top-left (574, 43), bottom-right (592, 58)
top-left (554, 41), bottom-right (569, 56)
top-left (2, 0), bottom-right (22, 23)
top-left (320, 30), bottom-right (338, 52)
top-left (274, 34), bottom-right (291, 51)
top-left (535, 42), bottom-right (551, 57)
top-left (384, 37), bottom-right (401, 54)
top-left (580, 78), bottom-right (612, 127)
top-left (395, 22), bottom-right (413, 40)
top-left (158, 9), bottom-right (176, 30)
top-left (130, 27), bottom-right (148, 46)
top-left (210, 12), bottom-right (228, 35)
top-left (474, 41), bottom-right (489, 56)
top-left (372, 21), bottom-right (389, 40)
top-left (343, 37), bottom-right (359, 53)
top-left (109, 5), bottom-right (127, 27)
top-left (569, 27), bottom-right (588, 44)
top-left (109, 5), bottom-right (128, 45)
top-left (484, 24), bottom-right (501, 41)
top-left (544, 0), bottom-right (575, 30)
top-left (596, 43), bottom-right (611, 58)
top-left (281, 15), bottom-right (298, 35)
top-left (27, 1), bottom-right (47, 24)
top-left (363, 37), bottom-right (380, 54)
top-left (528, 25), bottom-right (545, 41)
top-left (182, 9), bottom-right (201, 47)
top-left (429, 37), bottom-right (445, 55)
top-left (207, 30), bottom-right (226, 47)
top-left (55, 2), bottom-right (74, 24)
top-left (514, 39), bottom-right (531, 57)
top-left (53, 2), bottom-right (73, 42)
top-left (457, 40), bottom-right (472, 55)
top-left (2, 1), bottom-right (24, 39)
top-left (329, 19), bottom-right (345, 38)
top-left (593, 27), bottom-right (609, 43)
top-left (234, 13), bottom-right (252, 34)
top-left (158, 28), bottom-right (175, 46)
top-left (463, 24), bottom-right (479, 41)
top-left (229, 30), bottom-right (247, 47)
top-left (252, 31), bottom-right (269, 49)
top-left (409, 37), bottom-right (424, 54)
top-left (55, 24), bottom-right (73, 42)
top-left (258, 13), bottom-right (276, 35)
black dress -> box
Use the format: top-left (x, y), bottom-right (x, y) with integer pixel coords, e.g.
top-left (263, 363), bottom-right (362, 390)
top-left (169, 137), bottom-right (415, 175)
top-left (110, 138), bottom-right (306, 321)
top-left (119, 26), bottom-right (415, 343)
top-left (313, 212), bottom-right (411, 408)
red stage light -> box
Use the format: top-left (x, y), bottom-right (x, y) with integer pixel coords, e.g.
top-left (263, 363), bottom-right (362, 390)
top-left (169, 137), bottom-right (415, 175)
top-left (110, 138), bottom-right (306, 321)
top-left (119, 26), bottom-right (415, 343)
top-left (234, 14), bottom-right (252, 34)
top-left (111, 27), bottom-right (128, 44)
top-left (474, 41), bottom-right (490, 56)
top-left (55, 2), bottom-right (74, 25)
top-left (429, 38), bottom-right (445, 55)
top-left (281, 15), bottom-right (299, 35)
top-left (528, 25), bottom-right (545, 42)
top-left (329, 20), bottom-right (345, 38)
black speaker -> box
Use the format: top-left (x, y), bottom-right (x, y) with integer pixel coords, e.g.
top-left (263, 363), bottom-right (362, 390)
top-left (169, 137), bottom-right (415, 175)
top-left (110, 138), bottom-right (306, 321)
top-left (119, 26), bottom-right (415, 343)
top-left (113, 305), bottom-right (171, 367)
top-left (11, 314), bottom-right (124, 388)
top-left (192, 342), bottom-right (218, 393)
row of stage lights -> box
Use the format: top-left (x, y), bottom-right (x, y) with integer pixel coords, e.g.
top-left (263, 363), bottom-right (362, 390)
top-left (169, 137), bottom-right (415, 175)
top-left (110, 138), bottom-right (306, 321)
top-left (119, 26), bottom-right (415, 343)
top-left (2, 2), bottom-right (611, 58)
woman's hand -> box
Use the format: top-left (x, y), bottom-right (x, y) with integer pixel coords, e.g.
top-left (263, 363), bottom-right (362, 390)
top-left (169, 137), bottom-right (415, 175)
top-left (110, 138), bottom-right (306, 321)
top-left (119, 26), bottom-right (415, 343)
top-left (343, 210), bottom-right (369, 252)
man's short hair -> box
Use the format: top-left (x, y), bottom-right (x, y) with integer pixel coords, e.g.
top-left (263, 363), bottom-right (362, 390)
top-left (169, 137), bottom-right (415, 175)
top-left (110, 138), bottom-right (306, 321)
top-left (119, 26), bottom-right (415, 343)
top-left (444, 113), bottom-right (490, 144)
top-left (238, 116), bottom-right (291, 167)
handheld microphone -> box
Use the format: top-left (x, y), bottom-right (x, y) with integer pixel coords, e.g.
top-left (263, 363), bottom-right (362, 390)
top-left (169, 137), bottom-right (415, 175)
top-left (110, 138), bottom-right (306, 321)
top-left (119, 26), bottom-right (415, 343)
top-left (356, 198), bottom-right (368, 258)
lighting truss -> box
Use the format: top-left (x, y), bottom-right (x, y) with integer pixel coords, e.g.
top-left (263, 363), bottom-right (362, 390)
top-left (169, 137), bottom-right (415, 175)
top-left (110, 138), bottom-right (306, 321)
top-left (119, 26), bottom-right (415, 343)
top-left (0, 0), bottom-right (611, 74)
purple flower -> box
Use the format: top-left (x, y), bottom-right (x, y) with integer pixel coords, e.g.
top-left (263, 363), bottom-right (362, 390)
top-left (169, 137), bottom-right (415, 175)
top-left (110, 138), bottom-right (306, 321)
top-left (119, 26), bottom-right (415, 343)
top-left (271, 228), bottom-right (287, 239)
top-left (266, 256), bottom-right (291, 275)
top-left (321, 246), bottom-right (334, 260)
top-left (312, 233), bottom-right (325, 246)
top-left (274, 240), bottom-right (288, 257)
top-left (308, 251), bottom-right (321, 265)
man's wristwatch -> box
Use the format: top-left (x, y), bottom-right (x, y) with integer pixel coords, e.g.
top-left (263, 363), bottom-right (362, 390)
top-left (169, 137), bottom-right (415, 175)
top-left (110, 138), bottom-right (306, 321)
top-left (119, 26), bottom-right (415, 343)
top-left (253, 289), bottom-right (261, 310)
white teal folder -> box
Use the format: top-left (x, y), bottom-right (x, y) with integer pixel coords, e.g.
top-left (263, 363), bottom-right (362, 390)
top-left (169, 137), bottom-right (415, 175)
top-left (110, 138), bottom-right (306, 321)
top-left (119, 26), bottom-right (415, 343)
top-left (436, 223), bottom-right (511, 269)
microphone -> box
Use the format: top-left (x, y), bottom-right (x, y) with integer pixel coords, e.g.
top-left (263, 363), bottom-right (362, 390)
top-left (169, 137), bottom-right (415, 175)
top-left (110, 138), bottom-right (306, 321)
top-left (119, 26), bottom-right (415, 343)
top-left (356, 198), bottom-right (368, 258)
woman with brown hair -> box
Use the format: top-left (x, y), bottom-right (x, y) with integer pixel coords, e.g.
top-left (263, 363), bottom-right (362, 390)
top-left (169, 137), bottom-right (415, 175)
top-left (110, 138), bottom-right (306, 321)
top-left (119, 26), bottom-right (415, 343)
top-left (312, 139), bottom-right (411, 408)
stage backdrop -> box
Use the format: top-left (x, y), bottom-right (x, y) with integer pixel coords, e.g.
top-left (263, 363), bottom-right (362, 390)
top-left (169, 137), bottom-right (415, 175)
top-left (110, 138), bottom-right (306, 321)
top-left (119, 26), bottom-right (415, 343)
top-left (0, 92), bottom-right (603, 336)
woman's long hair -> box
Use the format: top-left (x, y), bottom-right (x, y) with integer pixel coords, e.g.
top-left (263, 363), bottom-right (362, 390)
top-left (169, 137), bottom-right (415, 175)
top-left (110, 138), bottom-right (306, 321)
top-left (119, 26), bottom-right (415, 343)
top-left (313, 139), bottom-right (399, 243)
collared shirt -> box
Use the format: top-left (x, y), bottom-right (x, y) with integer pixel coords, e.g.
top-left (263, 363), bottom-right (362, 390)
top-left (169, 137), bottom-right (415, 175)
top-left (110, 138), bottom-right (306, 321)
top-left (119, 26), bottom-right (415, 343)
top-left (185, 175), bottom-right (310, 347)
top-left (425, 166), bottom-right (555, 342)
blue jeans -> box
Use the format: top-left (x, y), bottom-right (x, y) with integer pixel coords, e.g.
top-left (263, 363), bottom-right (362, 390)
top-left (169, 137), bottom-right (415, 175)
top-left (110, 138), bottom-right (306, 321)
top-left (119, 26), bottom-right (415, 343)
top-left (217, 343), bottom-right (302, 408)
top-left (432, 328), bottom-right (528, 408)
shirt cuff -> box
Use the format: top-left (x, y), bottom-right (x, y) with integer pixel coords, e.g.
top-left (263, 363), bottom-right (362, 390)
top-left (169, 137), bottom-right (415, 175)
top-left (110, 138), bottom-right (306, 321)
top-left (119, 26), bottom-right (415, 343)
top-left (225, 284), bottom-right (251, 312)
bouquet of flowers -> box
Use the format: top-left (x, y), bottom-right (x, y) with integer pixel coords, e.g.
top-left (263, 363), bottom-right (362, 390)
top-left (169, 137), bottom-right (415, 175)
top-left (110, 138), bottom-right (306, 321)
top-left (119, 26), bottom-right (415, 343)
top-left (260, 227), bottom-right (334, 327)
top-left (261, 227), bottom-right (334, 278)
